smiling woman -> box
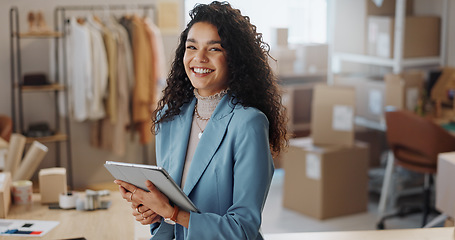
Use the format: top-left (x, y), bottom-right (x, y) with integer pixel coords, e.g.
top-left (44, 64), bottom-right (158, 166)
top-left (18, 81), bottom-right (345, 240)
top-left (115, 2), bottom-right (288, 239)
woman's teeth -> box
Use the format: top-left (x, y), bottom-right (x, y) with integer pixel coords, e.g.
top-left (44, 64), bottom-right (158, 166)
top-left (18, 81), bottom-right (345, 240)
top-left (193, 68), bottom-right (213, 74)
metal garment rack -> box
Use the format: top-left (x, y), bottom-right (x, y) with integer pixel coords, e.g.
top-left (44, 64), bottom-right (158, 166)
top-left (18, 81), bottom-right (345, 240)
top-left (54, 4), bottom-right (157, 166)
top-left (9, 6), bottom-right (74, 188)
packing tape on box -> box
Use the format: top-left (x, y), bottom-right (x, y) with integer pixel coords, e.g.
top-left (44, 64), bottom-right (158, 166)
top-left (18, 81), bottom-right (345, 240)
top-left (59, 192), bottom-right (77, 209)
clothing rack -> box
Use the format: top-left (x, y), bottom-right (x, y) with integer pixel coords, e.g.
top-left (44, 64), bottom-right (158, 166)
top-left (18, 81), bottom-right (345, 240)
top-left (54, 4), bottom-right (158, 165)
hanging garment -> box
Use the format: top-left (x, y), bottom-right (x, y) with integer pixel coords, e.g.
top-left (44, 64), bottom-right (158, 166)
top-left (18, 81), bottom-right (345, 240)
top-left (144, 16), bottom-right (167, 102)
top-left (143, 17), bottom-right (166, 112)
top-left (85, 19), bottom-right (108, 121)
top-left (66, 17), bottom-right (92, 122)
top-left (131, 15), bottom-right (153, 144)
top-left (91, 16), bottom-right (134, 156)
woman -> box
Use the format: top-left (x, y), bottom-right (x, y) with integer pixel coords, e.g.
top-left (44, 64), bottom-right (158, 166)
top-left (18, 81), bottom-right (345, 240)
top-left (115, 1), bottom-right (288, 239)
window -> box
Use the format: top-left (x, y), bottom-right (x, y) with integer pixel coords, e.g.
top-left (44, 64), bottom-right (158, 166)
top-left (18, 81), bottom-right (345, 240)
top-left (184, 0), bottom-right (327, 46)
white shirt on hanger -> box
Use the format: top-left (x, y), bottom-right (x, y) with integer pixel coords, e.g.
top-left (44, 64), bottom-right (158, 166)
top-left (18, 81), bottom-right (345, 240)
top-left (86, 18), bottom-right (108, 121)
top-left (67, 17), bottom-right (92, 122)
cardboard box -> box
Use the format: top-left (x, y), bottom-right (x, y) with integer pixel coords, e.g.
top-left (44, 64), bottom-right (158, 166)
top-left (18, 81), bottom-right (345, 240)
top-left (39, 168), bottom-right (67, 204)
top-left (430, 67), bottom-right (455, 106)
top-left (311, 84), bottom-right (355, 146)
top-left (354, 126), bottom-right (387, 168)
top-left (366, 0), bottom-right (414, 16)
top-left (0, 172), bottom-right (12, 218)
top-left (444, 217), bottom-right (454, 227)
top-left (436, 152), bottom-right (455, 219)
top-left (270, 28), bottom-right (289, 47)
top-left (294, 44), bottom-right (328, 75)
top-left (335, 75), bottom-right (385, 123)
top-left (281, 84), bottom-right (314, 133)
top-left (0, 137), bottom-right (8, 171)
top-left (269, 47), bottom-right (297, 76)
top-left (282, 137), bottom-right (369, 219)
top-left (385, 71), bottom-right (425, 111)
top-left (367, 16), bottom-right (440, 58)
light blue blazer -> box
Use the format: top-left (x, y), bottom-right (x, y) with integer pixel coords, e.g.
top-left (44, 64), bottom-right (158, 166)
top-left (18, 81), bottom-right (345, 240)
top-left (150, 95), bottom-right (274, 240)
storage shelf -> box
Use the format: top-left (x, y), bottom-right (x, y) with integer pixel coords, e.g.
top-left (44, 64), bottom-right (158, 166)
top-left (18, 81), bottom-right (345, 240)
top-left (354, 116), bottom-right (386, 132)
top-left (10, 6), bottom-right (73, 189)
top-left (20, 83), bottom-right (65, 92)
top-left (17, 31), bottom-right (63, 38)
top-left (25, 132), bottom-right (68, 144)
top-left (332, 53), bottom-right (441, 71)
top-left (328, 0), bottom-right (448, 83)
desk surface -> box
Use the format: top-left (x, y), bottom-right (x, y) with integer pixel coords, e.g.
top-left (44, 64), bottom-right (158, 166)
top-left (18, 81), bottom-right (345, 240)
top-left (3, 192), bottom-right (135, 240)
top-left (265, 227), bottom-right (455, 240)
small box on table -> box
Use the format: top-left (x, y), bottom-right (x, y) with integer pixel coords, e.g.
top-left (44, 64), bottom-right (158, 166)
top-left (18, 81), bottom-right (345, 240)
top-left (39, 168), bottom-right (67, 204)
top-left (0, 172), bottom-right (12, 218)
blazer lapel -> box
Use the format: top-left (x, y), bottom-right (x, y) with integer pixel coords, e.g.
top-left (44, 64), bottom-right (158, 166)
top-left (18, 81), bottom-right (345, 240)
top-left (167, 99), bottom-right (196, 187)
top-left (183, 96), bottom-right (234, 195)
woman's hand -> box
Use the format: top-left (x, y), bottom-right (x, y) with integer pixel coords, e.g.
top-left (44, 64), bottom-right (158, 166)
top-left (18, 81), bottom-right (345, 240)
top-left (114, 180), bottom-right (174, 221)
top-left (132, 203), bottom-right (162, 225)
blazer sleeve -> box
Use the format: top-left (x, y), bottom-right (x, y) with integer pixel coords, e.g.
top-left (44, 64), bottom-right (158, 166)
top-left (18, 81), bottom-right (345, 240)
top-left (149, 220), bottom-right (174, 239)
top-left (186, 111), bottom-right (274, 240)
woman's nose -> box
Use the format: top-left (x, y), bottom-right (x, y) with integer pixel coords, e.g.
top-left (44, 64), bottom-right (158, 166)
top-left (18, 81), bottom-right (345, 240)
top-left (195, 51), bottom-right (208, 63)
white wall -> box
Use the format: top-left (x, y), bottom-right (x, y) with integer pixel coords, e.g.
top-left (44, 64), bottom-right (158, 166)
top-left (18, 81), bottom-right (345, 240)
top-left (0, 0), bottom-right (184, 189)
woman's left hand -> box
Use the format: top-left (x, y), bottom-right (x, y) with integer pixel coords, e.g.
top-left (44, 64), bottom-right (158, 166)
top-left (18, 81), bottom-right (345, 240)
top-left (114, 180), bottom-right (174, 219)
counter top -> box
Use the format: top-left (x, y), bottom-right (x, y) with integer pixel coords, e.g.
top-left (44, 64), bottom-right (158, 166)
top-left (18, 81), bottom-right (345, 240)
top-left (3, 191), bottom-right (134, 240)
top-left (265, 227), bottom-right (455, 240)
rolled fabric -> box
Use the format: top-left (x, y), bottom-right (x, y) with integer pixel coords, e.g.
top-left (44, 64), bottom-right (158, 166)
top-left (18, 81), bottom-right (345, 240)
top-left (13, 141), bottom-right (48, 181)
top-left (5, 133), bottom-right (26, 176)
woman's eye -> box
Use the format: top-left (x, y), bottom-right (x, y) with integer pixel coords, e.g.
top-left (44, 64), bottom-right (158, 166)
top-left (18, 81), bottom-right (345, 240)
top-left (186, 46), bottom-right (196, 50)
top-left (210, 47), bottom-right (221, 51)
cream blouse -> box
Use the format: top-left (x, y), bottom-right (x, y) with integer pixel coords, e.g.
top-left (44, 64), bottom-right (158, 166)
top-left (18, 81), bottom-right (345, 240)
top-left (180, 89), bottom-right (228, 188)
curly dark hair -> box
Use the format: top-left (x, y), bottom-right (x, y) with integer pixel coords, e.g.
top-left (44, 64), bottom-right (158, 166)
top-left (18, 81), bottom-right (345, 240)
top-left (152, 1), bottom-right (288, 154)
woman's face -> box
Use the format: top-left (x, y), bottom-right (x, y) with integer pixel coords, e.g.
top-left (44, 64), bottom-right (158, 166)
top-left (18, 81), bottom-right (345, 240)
top-left (183, 22), bottom-right (229, 97)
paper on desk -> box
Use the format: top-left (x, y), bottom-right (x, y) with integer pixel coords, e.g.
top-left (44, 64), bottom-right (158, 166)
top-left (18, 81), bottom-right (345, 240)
top-left (0, 219), bottom-right (59, 237)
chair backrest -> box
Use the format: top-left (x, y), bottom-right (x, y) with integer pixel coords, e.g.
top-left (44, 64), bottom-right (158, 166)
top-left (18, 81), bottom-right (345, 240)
top-left (385, 110), bottom-right (455, 174)
top-left (0, 115), bottom-right (12, 142)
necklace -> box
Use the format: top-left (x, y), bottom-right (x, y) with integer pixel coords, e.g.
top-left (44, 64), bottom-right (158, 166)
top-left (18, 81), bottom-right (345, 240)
top-left (195, 104), bottom-right (210, 121)
top-left (194, 102), bottom-right (210, 139)
top-left (195, 118), bottom-right (205, 139)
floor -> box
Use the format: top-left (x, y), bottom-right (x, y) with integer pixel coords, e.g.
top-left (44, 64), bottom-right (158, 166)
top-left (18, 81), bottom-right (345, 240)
top-left (261, 169), bottom-right (441, 234)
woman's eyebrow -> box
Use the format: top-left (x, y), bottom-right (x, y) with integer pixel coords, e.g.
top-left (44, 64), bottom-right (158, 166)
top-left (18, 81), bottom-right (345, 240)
top-left (186, 38), bottom-right (222, 45)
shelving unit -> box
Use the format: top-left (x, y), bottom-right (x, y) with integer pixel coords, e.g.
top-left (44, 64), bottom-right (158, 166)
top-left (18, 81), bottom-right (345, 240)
top-left (328, 0), bottom-right (449, 82)
top-left (327, 0), bottom-right (450, 228)
top-left (327, 0), bottom-right (449, 130)
top-left (9, 6), bottom-right (73, 188)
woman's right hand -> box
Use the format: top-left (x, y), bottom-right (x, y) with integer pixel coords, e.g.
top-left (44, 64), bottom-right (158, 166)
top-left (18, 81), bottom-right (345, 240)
top-left (132, 202), bottom-right (162, 225)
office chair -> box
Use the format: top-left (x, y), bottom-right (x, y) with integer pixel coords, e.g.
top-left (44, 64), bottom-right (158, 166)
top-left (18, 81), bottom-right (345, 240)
top-left (0, 115), bottom-right (12, 142)
top-left (376, 110), bottom-right (455, 229)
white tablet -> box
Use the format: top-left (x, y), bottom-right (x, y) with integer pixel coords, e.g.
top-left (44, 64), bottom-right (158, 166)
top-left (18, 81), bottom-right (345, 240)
top-left (104, 161), bottom-right (199, 213)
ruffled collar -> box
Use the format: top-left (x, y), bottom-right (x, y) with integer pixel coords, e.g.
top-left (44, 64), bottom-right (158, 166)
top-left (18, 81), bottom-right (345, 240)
top-left (193, 89), bottom-right (228, 118)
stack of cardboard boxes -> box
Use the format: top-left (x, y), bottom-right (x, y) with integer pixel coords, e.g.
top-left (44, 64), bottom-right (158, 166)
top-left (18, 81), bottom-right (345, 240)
top-left (335, 71), bottom-right (425, 124)
top-left (282, 84), bottom-right (370, 220)
top-left (366, 0), bottom-right (440, 59)
top-left (332, 0), bottom-right (438, 124)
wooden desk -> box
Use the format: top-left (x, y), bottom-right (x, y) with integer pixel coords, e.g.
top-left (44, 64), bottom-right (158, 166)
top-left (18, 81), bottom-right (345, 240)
top-left (265, 227), bottom-right (455, 240)
top-left (3, 192), bottom-right (135, 240)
